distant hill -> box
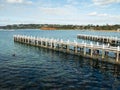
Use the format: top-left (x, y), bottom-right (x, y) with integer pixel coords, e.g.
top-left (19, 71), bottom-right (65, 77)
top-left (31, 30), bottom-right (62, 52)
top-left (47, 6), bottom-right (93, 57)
top-left (40, 27), bottom-right (56, 30)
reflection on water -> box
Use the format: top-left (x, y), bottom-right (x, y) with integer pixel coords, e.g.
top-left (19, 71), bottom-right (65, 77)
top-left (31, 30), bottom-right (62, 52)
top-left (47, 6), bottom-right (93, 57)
top-left (1, 43), bottom-right (120, 89)
top-left (0, 30), bottom-right (120, 89)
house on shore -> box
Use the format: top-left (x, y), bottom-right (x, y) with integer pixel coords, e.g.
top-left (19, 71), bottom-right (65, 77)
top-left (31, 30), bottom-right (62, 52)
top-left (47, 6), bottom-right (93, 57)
top-left (117, 28), bottom-right (120, 32)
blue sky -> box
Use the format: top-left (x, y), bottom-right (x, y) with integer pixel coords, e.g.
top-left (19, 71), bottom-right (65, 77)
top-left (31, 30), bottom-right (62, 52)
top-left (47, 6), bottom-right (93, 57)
top-left (0, 0), bottom-right (120, 25)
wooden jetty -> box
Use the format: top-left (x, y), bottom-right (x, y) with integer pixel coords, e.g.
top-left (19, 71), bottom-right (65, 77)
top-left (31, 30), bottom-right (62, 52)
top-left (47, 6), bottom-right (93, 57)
top-left (77, 34), bottom-right (120, 46)
top-left (13, 35), bottom-right (120, 65)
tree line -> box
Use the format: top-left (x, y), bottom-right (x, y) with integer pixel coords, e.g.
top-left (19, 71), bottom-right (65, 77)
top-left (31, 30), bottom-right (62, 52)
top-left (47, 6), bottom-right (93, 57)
top-left (0, 24), bottom-right (120, 30)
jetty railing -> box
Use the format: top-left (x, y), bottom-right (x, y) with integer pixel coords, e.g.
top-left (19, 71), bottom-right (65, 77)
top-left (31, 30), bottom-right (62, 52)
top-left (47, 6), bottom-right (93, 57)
top-left (77, 34), bottom-right (120, 46)
top-left (13, 35), bottom-right (120, 64)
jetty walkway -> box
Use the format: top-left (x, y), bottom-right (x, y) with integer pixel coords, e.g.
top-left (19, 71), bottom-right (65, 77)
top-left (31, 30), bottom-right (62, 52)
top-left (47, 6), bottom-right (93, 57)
top-left (13, 35), bottom-right (120, 65)
top-left (77, 34), bottom-right (120, 46)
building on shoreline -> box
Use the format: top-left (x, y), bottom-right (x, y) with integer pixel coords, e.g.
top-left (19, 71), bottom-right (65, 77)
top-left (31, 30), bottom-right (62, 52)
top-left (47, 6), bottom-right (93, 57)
top-left (117, 28), bottom-right (120, 32)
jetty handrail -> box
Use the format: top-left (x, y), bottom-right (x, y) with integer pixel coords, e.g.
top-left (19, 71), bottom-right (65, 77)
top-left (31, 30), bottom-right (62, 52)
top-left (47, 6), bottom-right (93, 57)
top-left (13, 35), bottom-right (120, 51)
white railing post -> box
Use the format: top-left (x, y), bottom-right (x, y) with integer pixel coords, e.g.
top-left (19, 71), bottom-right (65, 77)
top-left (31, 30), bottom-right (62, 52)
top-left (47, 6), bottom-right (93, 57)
top-left (74, 40), bottom-right (78, 53)
top-left (90, 42), bottom-right (93, 56)
top-left (67, 40), bottom-right (70, 52)
top-left (97, 42), bottom-right (99, 46)
top-left (116, 46), bottom-right (120, 62)
top-left (84, 43), bottom-right (86, 55)
top-left (50, 38), bottom-right (53, 48)
top-left (102, 44), bottom-right (105, 59)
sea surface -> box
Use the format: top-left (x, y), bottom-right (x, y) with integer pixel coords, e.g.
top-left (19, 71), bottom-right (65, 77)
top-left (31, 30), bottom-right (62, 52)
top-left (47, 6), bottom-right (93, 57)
top-left (0, 29), bottom-right (120, 90)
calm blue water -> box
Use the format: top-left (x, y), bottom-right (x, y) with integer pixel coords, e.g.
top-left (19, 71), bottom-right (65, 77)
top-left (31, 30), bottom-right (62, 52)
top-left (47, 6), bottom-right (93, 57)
top-left (0, 29), bottom-right (120, 90)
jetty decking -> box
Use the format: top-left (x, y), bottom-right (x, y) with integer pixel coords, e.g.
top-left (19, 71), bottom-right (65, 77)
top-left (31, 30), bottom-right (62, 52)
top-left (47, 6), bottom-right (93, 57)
top-left (77, 34), bottom-right (120, 46)
top-left (13, 35), bottom-right (120, 65)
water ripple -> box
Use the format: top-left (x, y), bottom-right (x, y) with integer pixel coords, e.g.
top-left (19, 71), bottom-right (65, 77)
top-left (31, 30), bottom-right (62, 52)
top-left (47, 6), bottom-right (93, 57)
top-left (0, 30), bottom-right (120, 90)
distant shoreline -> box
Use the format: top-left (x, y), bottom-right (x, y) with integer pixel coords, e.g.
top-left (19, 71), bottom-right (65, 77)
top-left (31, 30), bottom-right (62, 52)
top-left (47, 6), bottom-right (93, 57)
top-left (0, 24), bottom-right (120, 32)
top-left (0, 28), bottom-right (120, 32)
top-left (40, 27), bottom-right (56, 30)
top-left (90, 29), bottom-right (120, 32)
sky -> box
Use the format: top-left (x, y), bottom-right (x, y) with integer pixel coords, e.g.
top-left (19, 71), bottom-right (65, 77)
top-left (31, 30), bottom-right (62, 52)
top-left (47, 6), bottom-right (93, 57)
top-left (0, 0), bottom-right (120, 25)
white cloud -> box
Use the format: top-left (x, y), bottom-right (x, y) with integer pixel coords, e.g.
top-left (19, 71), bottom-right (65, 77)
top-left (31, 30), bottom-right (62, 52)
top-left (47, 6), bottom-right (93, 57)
top-left (0, 18), bottom-right (10, 22)
top-left (1, 0), bottom-right (119, 25)
top-left (0, 4), bottom-right (4, 9)
top-left (87, 11), bottom-right (120, 24)
top-left (39, 5), bottom-right (78, 16)
top-left (6, 0), bottom-right (33, 4)
top-left (88, 12), bottom-right (108, 17)
top-left (26, 1), bottom-right (33, 4)
top-left (6, 0), bottom-right (23, 3)
top-left (67, 0), bottom-right (79, 5)
top-left (93, 0), bottom-right (120, 5)
top-left (88, 12), bottom-right (97, 16)
top-left (98, 13), bottom-right (108, 16)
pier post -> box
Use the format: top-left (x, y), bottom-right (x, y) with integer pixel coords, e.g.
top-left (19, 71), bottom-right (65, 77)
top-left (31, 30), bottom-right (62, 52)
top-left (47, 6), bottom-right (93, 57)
top-left (24, 36), bottom-right (26, 43)
top-left (29, 36), bottom-right (31, 44)
top-left (97, 42), bottom-right (99, 46)
top-left (41, 38), bottom-right (43, 47)
top-left (25, 36), bottom-right (26, 43)
top-left (75, 42), bottom-right (78, 54)
top-left (53, 39), bottom-right (56, 49)
top-left (30, 36), bottom-right (33, 45)
top-left (15, 35), bottom-right (17, 41)
top-left (107, 37), bottom-right (109, 43)
top-left (103, 36), bottom-right (104, 42)
top-left (25, 36), bottom-right (27, 43)
top-left (67, 40), bottom-right (70, 52)
top-left (22, 35), bottom-right (24, 42)
top-left (84, 43), bottom-right (86, 55)
top-left (50, 39), bottom-right (53, 48)
top-left (22, 35), bottom-right (24, 43)
top-left (116, 46), bottom-right (120, 62)
top-left (23, 36), bottom-right (26, 43)
top-left (31, 36), bottom-right (34, 44)
top-left (13, 35), bottom-right (16, 41)
top-left (26, 36), bottom-right (28, 43)
top-left (16, 35), bottom-right (17, 41)
top-left (16, 35), bottom-right (18, 41)
top-left (19, 35), bottom-right (21, 42)
top-left (115, 37), bottom-right (117, 45)
top-left (36, 37), bottom-right (39, 46)
top-left (18, 35), bottom-right (20, 42)
top-left (60, 39), bottom-right (63, 51)
top-left (27, 36), bottom-right (30, 44)
top-left (19, 35), bottom-right (22, 42)
top-left (102, 44), bottom-right (105, 59)
top-left (107, 43), bottom-right (110, 47)
top-left (18, 35), bottom-right (20, 41)
top-left (23, 35), bottom-right (26, 43)
top-left (33, 36), bottom-right (35, 45)
top-left (45, 38), bottom-right (48, 47)
top-left (90, 42), bottom-right (93, 57)
top-left (74, 40), bottom-right (78, 54)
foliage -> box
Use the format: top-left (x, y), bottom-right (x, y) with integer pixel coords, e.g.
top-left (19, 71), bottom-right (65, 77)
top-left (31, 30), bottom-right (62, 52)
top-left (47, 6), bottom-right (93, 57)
top-left (0, 24), bottom-right (120, 30)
